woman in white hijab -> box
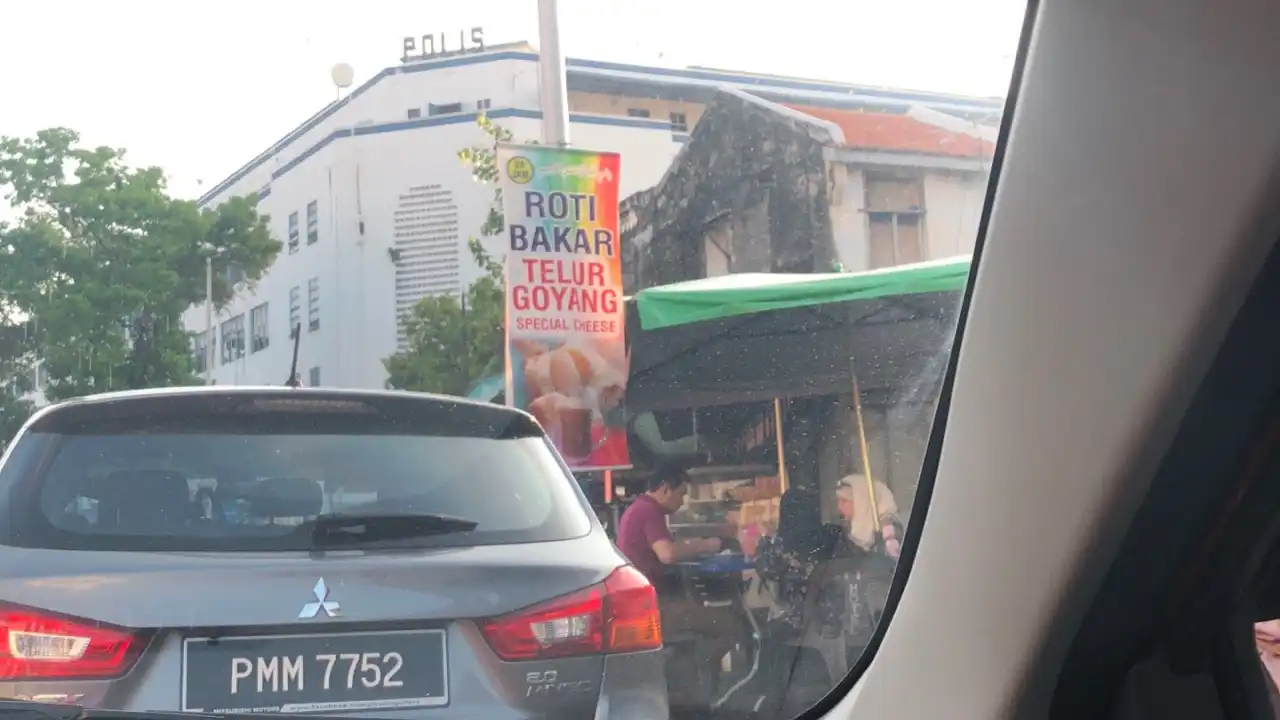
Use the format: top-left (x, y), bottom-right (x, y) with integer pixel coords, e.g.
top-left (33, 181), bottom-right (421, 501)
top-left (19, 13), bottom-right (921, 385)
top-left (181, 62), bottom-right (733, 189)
top-left (836, 474), bottom-right (902, 559)
top-left (824, 474), bottom-right (902, 680)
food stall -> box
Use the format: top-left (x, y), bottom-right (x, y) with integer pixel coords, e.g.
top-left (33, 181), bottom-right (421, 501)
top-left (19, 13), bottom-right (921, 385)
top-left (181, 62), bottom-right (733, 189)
top-left (466, 257), bottom-right (971, 712)
top-left (623, 256), bottom-right (971, 531)
top-left (606, 256), bottom-right (971, 712)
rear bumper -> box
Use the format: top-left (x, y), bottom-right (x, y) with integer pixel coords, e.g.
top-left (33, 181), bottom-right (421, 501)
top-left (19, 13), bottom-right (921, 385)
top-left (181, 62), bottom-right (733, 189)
top-left (596, 649), bottom-right (669, 720)
top-left (0, 648), bottom-right (668, 720)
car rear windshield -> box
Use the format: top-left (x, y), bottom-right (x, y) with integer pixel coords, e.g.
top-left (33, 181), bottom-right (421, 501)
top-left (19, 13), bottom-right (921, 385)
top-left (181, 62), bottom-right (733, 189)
top-left (0, 397), bottom-right (593, 552)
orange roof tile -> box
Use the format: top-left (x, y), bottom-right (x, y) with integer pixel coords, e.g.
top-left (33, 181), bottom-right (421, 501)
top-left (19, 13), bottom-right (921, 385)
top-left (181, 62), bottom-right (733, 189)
top-left (788, 104), bottom-right (995, 158)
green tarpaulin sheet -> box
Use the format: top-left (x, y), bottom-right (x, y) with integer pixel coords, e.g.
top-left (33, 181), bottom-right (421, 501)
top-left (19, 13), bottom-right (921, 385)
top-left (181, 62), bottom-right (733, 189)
top-left (634, 255), bottom-right (972, 330)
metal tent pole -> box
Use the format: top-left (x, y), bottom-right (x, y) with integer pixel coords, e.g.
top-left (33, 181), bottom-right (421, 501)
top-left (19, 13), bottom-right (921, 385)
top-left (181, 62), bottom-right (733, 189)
top-left (851, 360), bottom-right (883, 534)
top-left (774, 398), bottom-right (789, 492)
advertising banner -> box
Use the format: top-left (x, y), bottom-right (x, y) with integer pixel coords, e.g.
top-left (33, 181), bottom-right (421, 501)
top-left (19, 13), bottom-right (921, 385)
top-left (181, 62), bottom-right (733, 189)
top-left (497, 144), bottom-right (630, 470)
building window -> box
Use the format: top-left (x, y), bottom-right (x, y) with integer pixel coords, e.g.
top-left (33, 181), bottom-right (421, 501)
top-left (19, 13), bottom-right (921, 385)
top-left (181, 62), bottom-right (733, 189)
top-left (865, 174), bottom-right (926, 269)
top-left (308, 277), bottom-right (320, 332)
top-left (309, 366), bottom-right (321, 387)
top-left (428, 102), bottom-right (463, 116)
top-left (627, 108), bottom-right (651, 118)
top-left (249, 303), bottom-right (270, 353)
top-left (407, 107), bottom-right (422, 119)
top-left (191, 331), bottom-right (209, 374)
top-left (289, 285), bottom-right (301, 335)
top-left (476, 98), bottom-right (492, 111)
top-left (288, 211), bottom-right (299, 253)
top-left (670, 112), bottom-right (688, 132)
top-left (868, 212), bottom-right (924, 268)
top-left (220, 314), bottom-right (245, 365)
top-left (306, 201), bottom-right (319, 245)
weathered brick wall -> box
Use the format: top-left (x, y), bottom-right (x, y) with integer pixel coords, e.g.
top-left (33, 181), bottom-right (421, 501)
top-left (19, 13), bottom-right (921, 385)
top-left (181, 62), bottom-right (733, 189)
top-left (620, 91), bottom-right (838, 293)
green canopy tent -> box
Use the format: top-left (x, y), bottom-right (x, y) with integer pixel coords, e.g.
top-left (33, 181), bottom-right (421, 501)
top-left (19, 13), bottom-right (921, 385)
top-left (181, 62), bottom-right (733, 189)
top-left (625, 256), bottom-right (971, 412)
top-left (634, 256), bottom-right (971, 332)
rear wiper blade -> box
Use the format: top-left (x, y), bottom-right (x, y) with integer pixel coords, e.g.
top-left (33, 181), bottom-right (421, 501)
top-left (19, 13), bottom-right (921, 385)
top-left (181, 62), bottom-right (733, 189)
top-left (307, 513), bottom-right (479, 547)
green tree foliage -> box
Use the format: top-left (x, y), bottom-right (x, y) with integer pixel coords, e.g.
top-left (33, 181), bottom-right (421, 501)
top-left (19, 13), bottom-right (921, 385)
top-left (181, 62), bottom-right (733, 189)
top-left (0, 318), bottom-right (33, 450)
top-left (0, 128), bottom-right (280, 402)
top-left (383, 115), bottom-right (515, 395)
top-left (0, 394), bottom-right (32, 451)
top-left (0, 360), bottom-right (33, 451)
top-left (0, 388), bottom-right (33, 450)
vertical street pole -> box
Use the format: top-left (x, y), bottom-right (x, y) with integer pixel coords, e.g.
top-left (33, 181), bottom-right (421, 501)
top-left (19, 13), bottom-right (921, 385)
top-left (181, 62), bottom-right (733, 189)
top-left (537, 0), bottom-right (571, 146)
top-left (205, 256), bottom-right (214, 385)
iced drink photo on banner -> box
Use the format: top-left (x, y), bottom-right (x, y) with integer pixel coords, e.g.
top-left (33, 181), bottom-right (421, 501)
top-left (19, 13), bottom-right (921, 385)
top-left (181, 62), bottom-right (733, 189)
top-left (498, 145), bottom-right (631, 471)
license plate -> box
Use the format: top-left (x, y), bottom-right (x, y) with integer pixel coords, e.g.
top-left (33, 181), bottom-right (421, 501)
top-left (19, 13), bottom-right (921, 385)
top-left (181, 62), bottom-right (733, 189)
top-left (181, 629), bottom-right (448, 714)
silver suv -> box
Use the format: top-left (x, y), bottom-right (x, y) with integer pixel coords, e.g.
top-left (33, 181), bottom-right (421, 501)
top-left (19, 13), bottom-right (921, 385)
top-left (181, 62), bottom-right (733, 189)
top-left (0, 387), bottom-right (667, 719)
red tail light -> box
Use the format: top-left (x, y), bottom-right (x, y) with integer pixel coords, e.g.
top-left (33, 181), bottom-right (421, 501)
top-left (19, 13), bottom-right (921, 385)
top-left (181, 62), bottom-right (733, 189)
top-left (479, 565), bottom-right (662, 661)
top-left (0, 605), bottom-right (140, 680)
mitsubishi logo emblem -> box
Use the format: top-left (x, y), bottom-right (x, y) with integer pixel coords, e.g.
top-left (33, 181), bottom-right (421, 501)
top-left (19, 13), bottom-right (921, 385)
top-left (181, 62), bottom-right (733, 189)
top-left (298, 578), bottom-right (342, 619)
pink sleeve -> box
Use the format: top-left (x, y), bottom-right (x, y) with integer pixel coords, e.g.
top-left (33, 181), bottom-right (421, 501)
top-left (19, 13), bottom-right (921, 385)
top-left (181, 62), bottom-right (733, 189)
top-left (642, 508), bottom-right (672, 546)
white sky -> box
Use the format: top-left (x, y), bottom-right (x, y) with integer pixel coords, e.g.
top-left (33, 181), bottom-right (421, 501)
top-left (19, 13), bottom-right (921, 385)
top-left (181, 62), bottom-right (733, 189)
top-left (1, 0), bottom-right (1025, 200)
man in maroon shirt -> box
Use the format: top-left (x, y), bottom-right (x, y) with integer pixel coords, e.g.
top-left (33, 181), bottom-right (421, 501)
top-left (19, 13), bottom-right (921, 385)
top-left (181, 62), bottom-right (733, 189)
top-left (616, 466), bottom-right (731, 708)
top-left (616, 465), bottom-right (721, 584)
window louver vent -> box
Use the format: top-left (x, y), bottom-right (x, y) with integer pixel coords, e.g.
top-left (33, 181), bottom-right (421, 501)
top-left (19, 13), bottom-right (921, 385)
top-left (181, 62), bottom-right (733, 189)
top-left (393, 184), bottom-right (461, 349)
